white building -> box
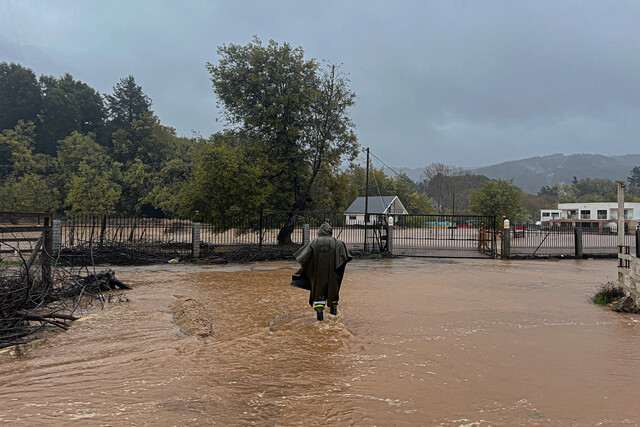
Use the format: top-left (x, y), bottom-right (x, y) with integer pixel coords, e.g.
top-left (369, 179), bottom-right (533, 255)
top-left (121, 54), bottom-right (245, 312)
top-left (557, 202), bottom-right (640, 221)
top-left (540, 209), bottom-right (562, 223)
top-left (542, 202), bottom-right (640, 231)
top-left (344, 195), bottom-right (408, 226)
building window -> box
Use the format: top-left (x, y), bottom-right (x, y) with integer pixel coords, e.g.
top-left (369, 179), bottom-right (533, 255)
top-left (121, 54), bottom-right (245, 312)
top-left (580, 210), bottom-right (591, 219)
top-left (597, 210), bottom-right (607, 219)
top-left (542, 212), bottom-right (550, 217)
top-left (349, 215), bottom-right (357, 220)
top-left (567, 210), bottom-right (578, 219)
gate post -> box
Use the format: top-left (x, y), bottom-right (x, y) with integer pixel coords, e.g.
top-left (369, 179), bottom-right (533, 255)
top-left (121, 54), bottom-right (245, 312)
top-left (617, 181), bottom-right (626, 285)
top-left (502, 218), bottom-right (511, 259)
top-left (52, 219), bottom-right (62, 256)
top-left (574, 228), bottom-right (583, 258)
top-left (387, 223), bottom-right (394, 254)
top-left (192, 222), bottom-right (201, 258)
top-left (303, 224), bottom-right (310, 245)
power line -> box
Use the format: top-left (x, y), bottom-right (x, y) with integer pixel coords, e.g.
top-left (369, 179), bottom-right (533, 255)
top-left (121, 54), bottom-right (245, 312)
top-left (369, 151), bottom-right (403, 178)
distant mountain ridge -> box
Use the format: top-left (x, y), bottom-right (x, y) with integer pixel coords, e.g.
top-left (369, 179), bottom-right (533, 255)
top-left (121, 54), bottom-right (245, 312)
top-left (473, 154), bottom-right (640, 193)
top-left (398, 153), bottom-right (640, 194)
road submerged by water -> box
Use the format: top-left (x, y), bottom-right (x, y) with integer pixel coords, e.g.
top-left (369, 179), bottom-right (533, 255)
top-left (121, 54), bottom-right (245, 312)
top-left (1, 258), bottom-right (639, 426)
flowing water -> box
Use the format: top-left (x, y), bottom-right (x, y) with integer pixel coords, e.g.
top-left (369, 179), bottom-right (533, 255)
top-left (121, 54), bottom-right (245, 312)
top-left (1, 258), bottom-right (639, 426)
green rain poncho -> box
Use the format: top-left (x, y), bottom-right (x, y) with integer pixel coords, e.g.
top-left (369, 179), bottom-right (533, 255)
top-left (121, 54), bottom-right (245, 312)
top-left (293, 223), bottom-right (352, 306)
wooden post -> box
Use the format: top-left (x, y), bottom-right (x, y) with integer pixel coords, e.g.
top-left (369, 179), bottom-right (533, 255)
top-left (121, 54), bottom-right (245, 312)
top-left (364, 147), bottom-right (370, 253)
top-left (574, 228), bottom-right (583, 258)
top-left (617, 181), bottom-right (626, 285)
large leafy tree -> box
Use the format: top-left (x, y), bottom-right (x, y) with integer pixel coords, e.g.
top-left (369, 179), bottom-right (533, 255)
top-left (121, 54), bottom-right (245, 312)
top-left (37, 73), bottom-right (106, 155)
top-left (178, 133), bottom-right (272, 222)
top-left (55, 132), bottom-right (121, 214)
top-left (207, 38), bottom-right (358, 244)
top-left (470, 179), bottom-right (525, 223)
top-left (105, 75), bottom-right (152, 128)
top-left (0, 62), bottom-right (42, 132)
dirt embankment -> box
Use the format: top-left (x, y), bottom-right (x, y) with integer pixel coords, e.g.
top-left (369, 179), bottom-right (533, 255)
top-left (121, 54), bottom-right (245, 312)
top-left (169, 296), bottom-right (213, 337)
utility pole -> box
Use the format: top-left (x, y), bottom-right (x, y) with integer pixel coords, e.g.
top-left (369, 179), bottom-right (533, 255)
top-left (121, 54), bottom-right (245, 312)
top-left (364, 147), bottom-right (370, 253)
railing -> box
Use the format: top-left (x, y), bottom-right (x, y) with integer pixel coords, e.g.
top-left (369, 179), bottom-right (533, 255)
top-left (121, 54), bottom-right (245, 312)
top-left (618, 243), bottom-right (640, 303)
top-left (392, 214), bottom-right (497, 258)
top-left (0, 212), bottom-right (53, 284)
top-left (60, 216), bottom-right (194, 254)
top-left (506, 224), bottom-right (637, 258)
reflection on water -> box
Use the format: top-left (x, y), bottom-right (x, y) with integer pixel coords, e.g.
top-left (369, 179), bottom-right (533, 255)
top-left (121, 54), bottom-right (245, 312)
top-left (1, 258), bottom-right (639, 425)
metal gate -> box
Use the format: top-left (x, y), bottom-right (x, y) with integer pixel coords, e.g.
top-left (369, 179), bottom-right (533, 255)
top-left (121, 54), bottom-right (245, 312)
top-left (0, 212), bottom-right (54, 284)
top-left (392, 214), bottom-right (497, 258)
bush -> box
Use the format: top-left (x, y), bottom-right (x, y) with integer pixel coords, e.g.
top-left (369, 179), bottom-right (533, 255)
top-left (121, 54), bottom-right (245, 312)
top-left (591, 281), bottom-right (625, 305)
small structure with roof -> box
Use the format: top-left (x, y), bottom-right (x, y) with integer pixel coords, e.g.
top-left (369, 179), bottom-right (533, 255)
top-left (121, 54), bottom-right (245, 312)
top-left (344, 195), bottom-right (408, 226)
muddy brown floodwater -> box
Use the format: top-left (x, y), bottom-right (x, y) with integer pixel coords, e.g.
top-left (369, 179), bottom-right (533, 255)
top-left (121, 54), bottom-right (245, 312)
top-left (1, 258), bottom-right (640, 426)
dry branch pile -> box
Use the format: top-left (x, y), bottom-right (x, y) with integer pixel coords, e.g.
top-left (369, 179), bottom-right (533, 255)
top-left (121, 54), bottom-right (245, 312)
top-left (58, 246), bottom-right (182, 266)
top-left (0, 263), bottom-right (131, 349)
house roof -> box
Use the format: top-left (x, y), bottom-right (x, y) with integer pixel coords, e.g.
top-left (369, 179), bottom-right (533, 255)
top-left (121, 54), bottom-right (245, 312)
top-left (344, 195), bottom-right (407, 215)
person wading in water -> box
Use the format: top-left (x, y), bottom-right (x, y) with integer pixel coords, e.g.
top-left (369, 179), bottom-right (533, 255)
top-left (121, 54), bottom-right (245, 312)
top-left (291, 222), bottom-right (352, 321)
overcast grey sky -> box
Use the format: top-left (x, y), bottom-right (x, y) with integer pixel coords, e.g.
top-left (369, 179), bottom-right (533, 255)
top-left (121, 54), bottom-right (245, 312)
top-left (1, 0), bottom-right (639, 169)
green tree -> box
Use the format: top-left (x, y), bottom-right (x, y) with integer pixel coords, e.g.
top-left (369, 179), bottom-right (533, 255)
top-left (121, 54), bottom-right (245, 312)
top-left (0, 121), bottom-right (59, 211)
top-left (37, 73), bottom-right (106, 155)
top-left (0, 63), bottom-right (42, 132)
top-left (178, 133), bottom-right (272, 222)
top-left (65, 163), bottom-right (121, 214)
top-left (404, 191), bottom-right (435, 214)
top-left (470, 179), bottom-right (525, 222)
top-left (207, 38), bottom-right (358, 244)
top-left (55, 132), bottom-right (121, 213)
top-left (105, 75), bottom-right (152, 128)
top-left (628, 166), bottom-right (640, 187)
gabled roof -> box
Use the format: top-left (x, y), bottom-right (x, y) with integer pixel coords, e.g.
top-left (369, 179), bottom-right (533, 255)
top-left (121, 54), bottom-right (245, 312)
top-left (344, 195), bottom-right (407, 215)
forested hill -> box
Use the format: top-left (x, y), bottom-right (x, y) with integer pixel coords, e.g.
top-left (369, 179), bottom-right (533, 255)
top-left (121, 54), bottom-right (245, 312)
top-left (472, 153), bottom-right (640, 194)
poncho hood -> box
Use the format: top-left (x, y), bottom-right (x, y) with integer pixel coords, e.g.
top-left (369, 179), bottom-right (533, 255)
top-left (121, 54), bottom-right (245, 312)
top-left (318, 222), bottom-right (332, 236)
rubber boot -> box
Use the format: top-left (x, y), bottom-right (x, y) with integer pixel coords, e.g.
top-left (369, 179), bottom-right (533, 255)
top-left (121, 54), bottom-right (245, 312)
top-left (330, 302), bottom-right (338, 316)
top-left (315, 306), bottom-right (324, 321)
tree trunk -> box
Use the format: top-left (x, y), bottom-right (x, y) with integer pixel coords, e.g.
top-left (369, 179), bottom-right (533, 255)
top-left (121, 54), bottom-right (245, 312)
top-left (277, 210), bottom-right (299, 245)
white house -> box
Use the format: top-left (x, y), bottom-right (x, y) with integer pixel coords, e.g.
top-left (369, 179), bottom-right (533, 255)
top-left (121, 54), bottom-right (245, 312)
top-left (344, 195), bottom-right (408, 226)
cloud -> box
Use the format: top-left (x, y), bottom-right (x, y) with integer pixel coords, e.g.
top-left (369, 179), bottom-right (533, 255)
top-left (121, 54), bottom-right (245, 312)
top-left (2, 0), bottom-right (640, 168)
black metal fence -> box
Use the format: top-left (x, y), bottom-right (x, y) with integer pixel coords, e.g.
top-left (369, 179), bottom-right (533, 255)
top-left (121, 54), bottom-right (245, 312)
top-left (53, 214), bottom-right (638, 260)
top-left (393, 214), bottom-right (497, 258)
top-left (507, 224), bottom-right (638, 257)
top-left (59, 216), bottom-right (194, 254)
